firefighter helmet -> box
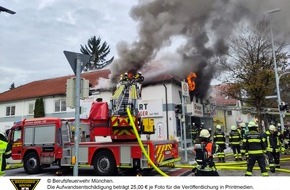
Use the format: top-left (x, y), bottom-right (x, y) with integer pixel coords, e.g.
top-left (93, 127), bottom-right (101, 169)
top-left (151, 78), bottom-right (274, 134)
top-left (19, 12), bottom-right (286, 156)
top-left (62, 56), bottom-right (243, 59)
top-left (248, 121), bottom-right (258, 128)
top-left (124, 72), bottom-right (128, 76)
top-left (240, 122), bottom-right (246, 128)
top-left (138, 71), bottom-right (142, 75)
top-left (199, 129), bottom-right (210, 138)
top-left (216, 125), bottom-right (221, 130)
top-left (269, 125), bottom-right (276, 132)
top-left (231, 125), bottom-right (237, 130)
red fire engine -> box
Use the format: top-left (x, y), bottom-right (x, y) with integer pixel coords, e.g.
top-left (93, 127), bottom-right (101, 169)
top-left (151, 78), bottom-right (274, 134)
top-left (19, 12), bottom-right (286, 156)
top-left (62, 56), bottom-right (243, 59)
top-left (7, 74), bottom-right (180, 175)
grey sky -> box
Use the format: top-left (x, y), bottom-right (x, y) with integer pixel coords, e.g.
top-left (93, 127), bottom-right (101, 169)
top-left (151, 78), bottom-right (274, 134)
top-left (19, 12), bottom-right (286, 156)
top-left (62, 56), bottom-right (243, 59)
top-left (1, 0), bottom-right (290, 95)
top-left (0, 0), bottom-right (137, 93)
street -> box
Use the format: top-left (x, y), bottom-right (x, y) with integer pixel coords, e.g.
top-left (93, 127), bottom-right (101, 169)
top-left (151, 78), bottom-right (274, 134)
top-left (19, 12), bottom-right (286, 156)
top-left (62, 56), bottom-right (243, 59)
top-left (5, 147), bottom-right (290, 177)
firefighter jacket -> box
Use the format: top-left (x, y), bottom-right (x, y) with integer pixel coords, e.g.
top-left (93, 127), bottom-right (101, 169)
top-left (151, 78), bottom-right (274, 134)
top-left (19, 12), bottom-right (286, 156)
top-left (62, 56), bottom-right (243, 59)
top-left (263, 130), bottom-right (283, 153)
top-left (213, 130), bottom-right (226, 146)
top-left (134, 74), bottom-right (144, 83)
top-left (191, 128), bottom-right (199, 143)
top-left (229, 130), bottom-right (241, 146)
top-left (282, 129), bottom-right (290, 141)
top-left (240, 128), bottom-right (248, 139)
top-left (0, 134), bottom-right (12, 172)
top-left (193, 138), bottom-right (217, 171)
top-left (241, 130), bottom-right (266, 155)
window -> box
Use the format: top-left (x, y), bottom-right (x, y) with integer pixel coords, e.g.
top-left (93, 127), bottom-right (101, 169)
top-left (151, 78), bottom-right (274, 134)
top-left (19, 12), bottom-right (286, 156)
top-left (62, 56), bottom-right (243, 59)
top-left (13, 129), bottom-right (22, 143)
top-left (55, 100), bottom-right (66, 112)
top-left (28, 103), bottom-right (34, 115)
top-left (227, 110), bottom-right (232, 116)
top-left (6, 106), bottom-right (15, 116)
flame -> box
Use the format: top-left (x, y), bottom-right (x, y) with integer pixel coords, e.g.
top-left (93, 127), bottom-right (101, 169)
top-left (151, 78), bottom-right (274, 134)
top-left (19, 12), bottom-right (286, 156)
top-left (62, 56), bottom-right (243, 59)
top-left (128, 72), bottom-right (134, 80)
top-left (187, 72), bottom-right (197, 91)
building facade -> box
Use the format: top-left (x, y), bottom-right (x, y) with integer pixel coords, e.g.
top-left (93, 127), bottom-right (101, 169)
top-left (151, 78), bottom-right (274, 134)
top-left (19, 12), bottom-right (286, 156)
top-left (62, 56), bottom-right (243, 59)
top-left (0, 69), bottom-right (212, 148)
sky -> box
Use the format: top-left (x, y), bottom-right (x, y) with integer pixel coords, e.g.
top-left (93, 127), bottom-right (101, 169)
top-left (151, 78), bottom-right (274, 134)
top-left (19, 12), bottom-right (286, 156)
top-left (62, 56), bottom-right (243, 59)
top-left (0, 0), bottom-right (138, 93)
top-left (1, 0), bottom-right (290, 96)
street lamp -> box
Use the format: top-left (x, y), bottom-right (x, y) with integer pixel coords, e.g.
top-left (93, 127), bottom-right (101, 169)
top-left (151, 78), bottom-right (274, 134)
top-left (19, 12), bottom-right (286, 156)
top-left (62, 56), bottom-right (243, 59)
top-left (265, 9), bottom-right (284, 131)
top-left (0, 6), bottom-right (16, 14)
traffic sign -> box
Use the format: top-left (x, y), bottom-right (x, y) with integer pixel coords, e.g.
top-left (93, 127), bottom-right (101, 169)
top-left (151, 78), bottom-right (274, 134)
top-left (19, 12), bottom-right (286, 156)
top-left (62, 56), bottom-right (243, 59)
top-left (64, 51), bottom-right (90, 75)
top-left (181, 81), bottom-right (189, 97)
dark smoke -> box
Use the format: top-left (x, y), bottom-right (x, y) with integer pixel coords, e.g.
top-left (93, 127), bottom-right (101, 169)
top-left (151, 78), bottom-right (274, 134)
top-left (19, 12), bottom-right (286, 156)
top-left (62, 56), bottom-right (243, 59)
top-left (111, 0), bottom-right (290, 98)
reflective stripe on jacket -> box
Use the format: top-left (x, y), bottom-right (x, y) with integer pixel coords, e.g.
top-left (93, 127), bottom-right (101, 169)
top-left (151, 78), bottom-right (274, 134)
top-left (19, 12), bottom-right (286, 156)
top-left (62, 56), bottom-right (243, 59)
top-left (241, 130), bottom-right (266, 155)
top-left (229, 130), bottom-right (241, 145)
top-left (265, 130), bottom-right (282, 152)
top-left (214, 131), bottom-right (226, 145)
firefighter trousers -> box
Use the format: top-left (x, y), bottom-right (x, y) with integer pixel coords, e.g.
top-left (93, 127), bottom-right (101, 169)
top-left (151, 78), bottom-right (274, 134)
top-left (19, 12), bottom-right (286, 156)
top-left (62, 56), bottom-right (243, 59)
top-left (232, 145), bottom-right (242, 160)
top-left (245, 155), bottom-right (268, 176)
top-left (267, 151), bottom-right (280, 171)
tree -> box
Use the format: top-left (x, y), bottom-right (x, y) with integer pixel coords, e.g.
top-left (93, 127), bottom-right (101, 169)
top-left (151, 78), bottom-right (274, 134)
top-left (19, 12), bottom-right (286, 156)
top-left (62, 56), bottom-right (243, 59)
top-left (34, 97), bottom-right (45, 118)
top-left (80, 36), bottom-right (114, 71)
top-left (219, 20), bottom-right (289, 128)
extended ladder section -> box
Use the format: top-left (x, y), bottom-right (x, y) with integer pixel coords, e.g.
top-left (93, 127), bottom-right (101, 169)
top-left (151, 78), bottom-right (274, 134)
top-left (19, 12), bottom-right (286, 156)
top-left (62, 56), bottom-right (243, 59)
top-left (110, 82), bottom-right (141, 141)
top-left (60, 122), bottom-right (72, 166)
top-left (111, 84), bottom-right (139, 115)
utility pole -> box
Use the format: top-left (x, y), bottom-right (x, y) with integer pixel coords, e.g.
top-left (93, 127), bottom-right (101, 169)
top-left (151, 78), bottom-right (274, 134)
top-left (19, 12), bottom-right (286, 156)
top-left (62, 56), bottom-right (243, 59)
top-left (64, 51), bottom-right (90, 176)
top-left (181, 80), bottom-right (189, 163)
top-left (266, 8), bottom-right (284, 131)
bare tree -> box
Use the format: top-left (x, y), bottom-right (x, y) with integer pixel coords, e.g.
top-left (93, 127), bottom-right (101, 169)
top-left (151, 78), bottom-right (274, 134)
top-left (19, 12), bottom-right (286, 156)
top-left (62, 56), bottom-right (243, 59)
top-left (219, 20), bottom-right (289, 127)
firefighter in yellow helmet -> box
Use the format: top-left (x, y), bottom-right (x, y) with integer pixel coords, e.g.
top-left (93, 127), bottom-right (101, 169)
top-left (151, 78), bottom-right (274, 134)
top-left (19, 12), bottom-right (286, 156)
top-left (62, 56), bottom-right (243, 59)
top-left (229, 125), bottom-right (242, 161)
top-left (263, 125), bottom-right (284, 173)
top-left (0, 128), bottom-right (12, 176)
top-left (241, 121), bottom-right (268, 176)
top-left (192, 129), bottom-right (219, 176)
top-left (213, 124), bottom-right (226, 162)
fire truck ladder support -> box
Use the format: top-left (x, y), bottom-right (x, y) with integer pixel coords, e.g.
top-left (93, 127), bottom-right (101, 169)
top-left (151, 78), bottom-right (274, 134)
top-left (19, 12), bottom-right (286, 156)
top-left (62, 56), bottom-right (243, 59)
top-left (61, 122), bottom-right (72, 166)
top-left (126, 107), bottom-right (168, 177)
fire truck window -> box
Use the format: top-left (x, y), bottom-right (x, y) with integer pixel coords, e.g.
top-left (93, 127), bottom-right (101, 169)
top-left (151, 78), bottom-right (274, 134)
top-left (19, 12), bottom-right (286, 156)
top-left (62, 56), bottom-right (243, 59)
top-left (13, 130), bottom-right (21, 142)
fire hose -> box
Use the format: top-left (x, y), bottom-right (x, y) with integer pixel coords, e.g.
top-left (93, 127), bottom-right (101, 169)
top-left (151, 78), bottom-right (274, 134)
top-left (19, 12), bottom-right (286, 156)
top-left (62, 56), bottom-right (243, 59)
top-left (126, 107), bottom-right (169, 177)
top-left (127, 107), bottom-right (290, 175)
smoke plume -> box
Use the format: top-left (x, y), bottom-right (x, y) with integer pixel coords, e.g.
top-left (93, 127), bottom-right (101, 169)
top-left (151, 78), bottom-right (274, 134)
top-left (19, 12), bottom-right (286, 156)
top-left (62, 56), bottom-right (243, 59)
top-left (111, 0), bottom-right (290, 98)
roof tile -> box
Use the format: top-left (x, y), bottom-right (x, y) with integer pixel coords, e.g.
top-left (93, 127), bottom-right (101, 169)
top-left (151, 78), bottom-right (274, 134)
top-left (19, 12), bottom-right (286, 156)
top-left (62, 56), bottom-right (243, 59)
top-left (0, 69), bottom-right (111, 102)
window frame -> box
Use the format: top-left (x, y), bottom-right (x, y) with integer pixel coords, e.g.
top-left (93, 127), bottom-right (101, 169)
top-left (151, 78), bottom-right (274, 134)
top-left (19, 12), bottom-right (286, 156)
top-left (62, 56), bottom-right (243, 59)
top-left (54, 100), bottom-right (66, 113)
top-left (28, 102), bottom-right (34, 115)
top-left (6, 105), bottom-right (16, 116)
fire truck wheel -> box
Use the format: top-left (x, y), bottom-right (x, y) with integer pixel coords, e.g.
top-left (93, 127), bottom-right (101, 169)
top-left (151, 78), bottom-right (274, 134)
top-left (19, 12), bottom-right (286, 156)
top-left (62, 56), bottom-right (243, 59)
top-left (93, 150), bottom-right (117, 176)
top-left (23, 152), bottom-right (41, 174)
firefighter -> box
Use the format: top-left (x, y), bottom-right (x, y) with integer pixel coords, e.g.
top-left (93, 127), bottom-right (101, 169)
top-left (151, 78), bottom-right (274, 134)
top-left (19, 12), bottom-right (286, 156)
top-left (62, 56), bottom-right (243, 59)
top-left (263, 125), bottom-right (284, 173)
top-left (213, 124), bottom-right (226, 162)
top-left (190, 123), bottom-right (199, 144)
top-left (241, 121), bottom-right (268, 176)
top-left (121, 72), bottom-right (130, 87)
top-left (239, 122), bottom-right (249, 160)
top-left (229, 125), bottom-right (242, 161)
top-left (239, 122), bottom-right (248, 139)
top-left (282, 125), bottom-right (290, 154)
top-left (192, 129), bottom-right (219, 176)
top-left (0, 128), bottom-right (11, 176)
top-left (134, 71), bottom-right (144, 83)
